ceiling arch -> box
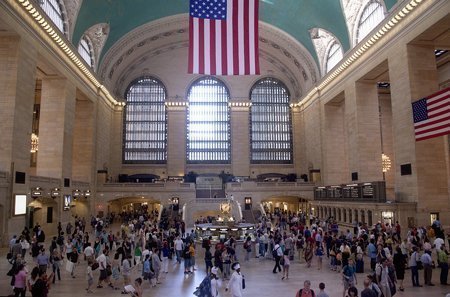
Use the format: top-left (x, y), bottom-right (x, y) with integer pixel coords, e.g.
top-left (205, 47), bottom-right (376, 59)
top-left (98, 14), bottom-right (319, 101)
top-left (72, 0), bottom-right (398, 69)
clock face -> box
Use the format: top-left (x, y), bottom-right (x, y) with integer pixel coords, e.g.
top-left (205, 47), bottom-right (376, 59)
top-left (221, 202), bottom-right (231, 214)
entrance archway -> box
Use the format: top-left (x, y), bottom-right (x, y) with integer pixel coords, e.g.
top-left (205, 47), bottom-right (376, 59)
top-left (107, 197), bottom-right (161, 222)
top-left (28, 197), bottom-right (58, 236)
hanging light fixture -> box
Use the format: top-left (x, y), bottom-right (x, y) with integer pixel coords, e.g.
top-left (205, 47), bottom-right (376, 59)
top-left (30, 133), bottom-right (39, 153)
top-left (382, 153), bottom-right (392, 173)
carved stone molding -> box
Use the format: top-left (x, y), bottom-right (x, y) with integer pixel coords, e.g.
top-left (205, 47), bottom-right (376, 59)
top-left (63, 0), bottom-right (82, 41)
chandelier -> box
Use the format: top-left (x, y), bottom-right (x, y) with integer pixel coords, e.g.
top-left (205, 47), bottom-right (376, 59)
top-left (382, 153), bottom-right (391, 173)
top-left (30, 133), bottom-right (39, 153)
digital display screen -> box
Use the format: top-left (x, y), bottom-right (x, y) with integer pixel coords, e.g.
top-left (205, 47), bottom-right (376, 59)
top-left (63, 195), bottom-right (71, 210)
top-left (14, 194), bottom-right (27, 215)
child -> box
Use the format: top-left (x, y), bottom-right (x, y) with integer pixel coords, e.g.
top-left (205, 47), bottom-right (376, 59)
top-left (86, 260), bottom-right (93, 293)
top-left (282, 250), bottom-right (290, 280)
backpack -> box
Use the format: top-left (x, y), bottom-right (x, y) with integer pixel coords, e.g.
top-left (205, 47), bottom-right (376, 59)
top-left (272, 247), bottom-right (279, 258)
top-left (56, 236), bottom-right (64, 246)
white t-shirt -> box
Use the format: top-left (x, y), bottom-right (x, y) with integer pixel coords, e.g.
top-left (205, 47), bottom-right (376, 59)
top-left (84, 246), bottom-right (94, 257)
top-left (174, 239), bottom-right (184, 251)
top-left (434, 238), bottom-right (444, 251)
top-left (96, 253), bottom-right (107, 270)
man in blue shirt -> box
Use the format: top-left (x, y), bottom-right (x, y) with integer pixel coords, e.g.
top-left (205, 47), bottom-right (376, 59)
top-left (367, 239), bottom-right (377, 271)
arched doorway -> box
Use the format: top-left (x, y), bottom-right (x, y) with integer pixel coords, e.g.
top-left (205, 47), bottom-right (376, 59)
top-left (28, 197), bottom-right (58, 236)
top-left (107, 197), bottom-right (161, 222)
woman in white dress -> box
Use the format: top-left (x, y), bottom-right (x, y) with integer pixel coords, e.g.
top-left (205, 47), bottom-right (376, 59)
top-left (210, 267), bottom-right (222, 297)
top-left (226, 263), bottom-right (243, 297)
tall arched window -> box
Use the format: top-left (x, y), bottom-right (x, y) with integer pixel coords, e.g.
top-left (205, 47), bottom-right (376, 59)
top-left (356, 1), bottom-right (385, 43)
top-left (326, 42), bottom-right (343, 73)
top-left (123, 77), bottom-right (167, 164)
top-left (187, 77), bottom-right (231, 163)
top-left (78, 36), bottom-right (94, 68)
top-left (39, 0), bottom-right (66, 35)
top-left (250, 78), bottom-right (292, 164)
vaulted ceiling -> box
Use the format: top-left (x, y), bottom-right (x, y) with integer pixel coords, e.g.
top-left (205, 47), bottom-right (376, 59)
top-left (73, 0), bottom-right (397, 65)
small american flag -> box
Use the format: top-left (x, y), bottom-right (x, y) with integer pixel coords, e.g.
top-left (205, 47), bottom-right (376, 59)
top-left (412, 87), bottom-right (450, 141)
top-left (188, 0), bottom-right (260, 75)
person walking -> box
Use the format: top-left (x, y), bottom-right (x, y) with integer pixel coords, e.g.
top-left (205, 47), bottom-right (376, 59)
top-left (421, 250), bottom-right (434, 286)
top-left (316, 282), bottom-right (329, 297)
top-left (393, 246), bottom-right (406, 291)
top-left (295, 280), bottom-right (315, 297)
top-left (409, 246), bottom-right (422, 287)
top-left (343, 259), bottom-right (357, 297)
top-left (36, 248), bottom-right (49, 273)
top-left (226, 263), bottom-right (244, 297)
top-left (282, 249), bottom-right (290, 280)
top-left (376, 258), bottom-right (393, 297)
top-left (272, 240), bottom-right (283, 274)
top-left (13, 264), bottom-right (27, 297)
top-left (210, 267), bottom-right (222, 297)
top-left (437, 245), bottom-right (449, 285)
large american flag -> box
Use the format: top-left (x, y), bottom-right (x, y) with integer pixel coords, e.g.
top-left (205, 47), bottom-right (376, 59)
top-left (412, 87), bottom-right (450, 141)
top-left (188, 0), bottom-right (260, 75)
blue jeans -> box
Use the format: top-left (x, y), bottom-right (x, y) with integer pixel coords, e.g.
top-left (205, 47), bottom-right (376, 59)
top-left (175, 250), bottom-right (182, 263)
top-left (411, 266), bottom-right (419, 286)
top-left (440, 262), bottom-right (449, 284)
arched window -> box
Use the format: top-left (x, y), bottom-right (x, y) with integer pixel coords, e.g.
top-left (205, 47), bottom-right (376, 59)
top-left (123, 77), bottom-right (167, 163)
top-left (326, 42), bottom-right (343, 73)
top-left (78, 36), bottom-right (94, 68)
top-left (356, 1), bottom-right (385, 43)
top-left (187, 77), bottom-right (231, 163)
top-left (39, 0), bottom-right (66, 34)
top-left (250, 78), bottom-right (292, 163)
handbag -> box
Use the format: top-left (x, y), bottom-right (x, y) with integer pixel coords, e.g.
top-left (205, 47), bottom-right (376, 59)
top-left (65, 260), bottom-right (74, 273)
top-left (416, 261), bottom-right (423, 270)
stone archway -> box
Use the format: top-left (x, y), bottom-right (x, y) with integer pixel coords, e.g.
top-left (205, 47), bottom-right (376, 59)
top-left (28, 197), bottom-right (58, 236)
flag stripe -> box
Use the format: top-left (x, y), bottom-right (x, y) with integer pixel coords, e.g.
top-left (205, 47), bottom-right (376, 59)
top-left (221, 20), bottom-right (227, 75)
top-left (204, 20), bottom-right (210, 74)
top-left (244, 0), bottom-right (250, 75)
top-left (254, 0), bottom-right (260, 74)
top-left (413, 87), bottom-right (450, 141)
top-left (188, 16), bottom-right (194, 73)
top-left (210, 21), bottom-right (216, 75)
top-left (189, 0), bottom-right (259, 76)
top-left (227, 1), bottom-right (233, 75)
top-left (233, 0), bottom-right (239, 75)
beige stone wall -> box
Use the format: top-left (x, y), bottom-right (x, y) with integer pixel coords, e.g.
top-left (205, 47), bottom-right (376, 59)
top-left (322, 96), bottom-right (349, 185)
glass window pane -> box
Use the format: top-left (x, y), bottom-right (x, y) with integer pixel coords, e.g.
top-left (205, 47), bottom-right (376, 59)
top-left (187, 77), bottom-right (231, 164)
top-left (326, 42), bottom-right (343, 73)
top-left (250, 78), bottom-right (293, 164)
top-left (78, 36), bottom-right (94, 68)
top-left (356, 1), bottom-right (385, 43)
top-left (39, 0), bottom-right (65, 34)
top-left (123, 77), bottom-right (167, 164)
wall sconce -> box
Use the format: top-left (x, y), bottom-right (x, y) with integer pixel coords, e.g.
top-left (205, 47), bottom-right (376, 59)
top-left (51, 188), bottom-right (60, 199)
top-left (84, 190), bottom-right (91, 198)
top-left (73, 189), bottom-right (81, 200)
top-left (30, 133), bottom-right (39, 153)
top-left (382, 153), bottom-right (392, 173)
top-left (31, 187), bottom-right (43, 199)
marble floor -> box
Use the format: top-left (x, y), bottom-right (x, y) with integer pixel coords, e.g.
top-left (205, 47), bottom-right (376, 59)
top-left (1, 241), bottom-right (449, 297)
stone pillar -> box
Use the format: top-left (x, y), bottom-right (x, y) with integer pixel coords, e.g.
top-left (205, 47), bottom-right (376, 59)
top-left (0, 35), bottom-right (37, 173)
top-left (389, 44), bottom-right (449, 225)
top-left (37, 78), bottom-right (76, 179)
top-left (230, 104), bottom-right (250, 176)
top-left (167, 105), bottom-right (187, 176)
top-left (292, 106), bottom-right (303, 176)
top-left (0, 35), bottom-right (37, 240)
top-left (72, 97), bottom-right (95, 182)
top-left (345, 82), bottom-right (383, 182)
top-left (322, 98), bottom-right (349, 185)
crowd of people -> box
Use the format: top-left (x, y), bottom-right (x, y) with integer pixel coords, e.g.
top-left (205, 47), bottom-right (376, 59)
top-left (5, 207), bottom-right (450, 297)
